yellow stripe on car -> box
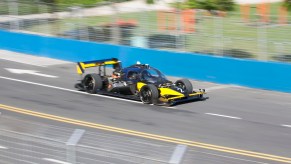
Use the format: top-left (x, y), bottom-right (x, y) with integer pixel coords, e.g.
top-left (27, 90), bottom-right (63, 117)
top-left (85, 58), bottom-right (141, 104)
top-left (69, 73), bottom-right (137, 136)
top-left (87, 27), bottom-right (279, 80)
top-left (137, 82), bottom-right (146, 91)
top-left (159, 88), bottom-right (184, 96)
top-left (76, 65), bottom-right (83, 75)
top-left (76, 59), bottom-right (120, 75)
top-left (189, 92), bottom-right (204, 96)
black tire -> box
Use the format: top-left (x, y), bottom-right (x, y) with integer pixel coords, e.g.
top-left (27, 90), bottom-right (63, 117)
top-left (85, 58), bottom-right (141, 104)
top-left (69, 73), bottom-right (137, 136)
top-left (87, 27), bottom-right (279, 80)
top-left (140, 84), bottom-right (159, 104)
top-left (83, 74), bottom-right (103, 94)
top-left (175, 79), bottom-right (193, 95)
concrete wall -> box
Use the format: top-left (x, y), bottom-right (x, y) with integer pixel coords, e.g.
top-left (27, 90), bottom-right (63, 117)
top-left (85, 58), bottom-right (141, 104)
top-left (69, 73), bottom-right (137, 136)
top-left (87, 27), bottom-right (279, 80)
top-left (0, 30), bottom-right (290, 92)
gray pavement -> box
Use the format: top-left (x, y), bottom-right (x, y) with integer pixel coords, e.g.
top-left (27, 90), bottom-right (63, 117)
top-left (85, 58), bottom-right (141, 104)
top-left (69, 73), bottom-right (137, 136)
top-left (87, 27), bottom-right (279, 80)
top-left (0, 113), bottom-right (276, 164)
top-left (0, 51), bottom-right (291, 163)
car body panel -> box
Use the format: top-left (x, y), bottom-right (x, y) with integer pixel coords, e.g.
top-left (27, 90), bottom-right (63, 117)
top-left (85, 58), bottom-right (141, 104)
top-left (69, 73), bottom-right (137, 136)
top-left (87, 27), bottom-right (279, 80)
top-left (137, 82), bottom-right (146, 91)
top-left (159, 88), bottom-right (184, 97)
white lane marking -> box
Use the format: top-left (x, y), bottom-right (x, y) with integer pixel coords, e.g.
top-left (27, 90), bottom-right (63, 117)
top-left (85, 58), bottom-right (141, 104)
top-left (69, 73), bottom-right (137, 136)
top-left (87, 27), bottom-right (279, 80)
top-left (0, 145), bottom-right (8, 149)
top-left (205, 85), bottom-right (243, 92)
top-left (205, 85), bottom-right (232, 92)
top-left (0, 58), bottom-right (46, 67)
top-left (0, 76), bottom-right (175, 109)
top-left (0, 50), bottom-right (71, 67)
top-left (5, 68), bottom-right (58, 78)
top-left (282, 124), bottom-right (291, 128)
top-left (42, 158), bottom-right (71, 164)
top-left (0, 75), bottom-right (141, 103)
top-left (163, 106), bottom-right (176, 109)
top-left (205, 113), bottom-right (242, 119)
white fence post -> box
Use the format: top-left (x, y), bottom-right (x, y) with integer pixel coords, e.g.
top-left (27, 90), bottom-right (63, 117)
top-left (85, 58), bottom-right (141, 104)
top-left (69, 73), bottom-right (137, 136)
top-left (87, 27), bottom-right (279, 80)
top-left (8, 0), bottom-right (19, 30)
top-left (257, 14), bottom-right (268, 60)
top-left (66, 129), bottom-right (85, 164)
top-left (169, 144), bottom-right (188, 164)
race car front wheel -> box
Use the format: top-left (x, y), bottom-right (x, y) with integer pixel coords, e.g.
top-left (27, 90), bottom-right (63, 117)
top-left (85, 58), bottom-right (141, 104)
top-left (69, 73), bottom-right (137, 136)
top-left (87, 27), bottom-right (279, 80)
top-left (140, 84), bottom-right (159, 104)
top-left (175, 79), bottom-right (193, 95)
top-left (83, 74), bottom-right (103, 94)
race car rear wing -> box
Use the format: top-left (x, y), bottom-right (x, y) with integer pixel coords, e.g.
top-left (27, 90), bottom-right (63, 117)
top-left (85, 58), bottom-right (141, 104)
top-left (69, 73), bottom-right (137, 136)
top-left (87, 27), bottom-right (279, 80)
top-left (76, 58), bottom-right (121, 75)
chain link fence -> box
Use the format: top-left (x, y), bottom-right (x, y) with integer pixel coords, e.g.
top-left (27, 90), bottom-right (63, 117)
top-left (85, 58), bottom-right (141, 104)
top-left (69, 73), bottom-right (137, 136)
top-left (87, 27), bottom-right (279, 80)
top-left (0, 0), bottom-right (291, 62)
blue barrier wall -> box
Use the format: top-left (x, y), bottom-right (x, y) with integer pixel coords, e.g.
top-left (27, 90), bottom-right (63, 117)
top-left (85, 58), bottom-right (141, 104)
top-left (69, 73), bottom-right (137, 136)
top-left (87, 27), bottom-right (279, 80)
top-left (0, 30), bottom-right (291, 92)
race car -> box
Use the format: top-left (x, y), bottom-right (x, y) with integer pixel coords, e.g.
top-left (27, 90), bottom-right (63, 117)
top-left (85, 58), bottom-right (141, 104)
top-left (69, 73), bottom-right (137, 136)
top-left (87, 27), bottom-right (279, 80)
top-left (75, 58), bottom-right (206, 106)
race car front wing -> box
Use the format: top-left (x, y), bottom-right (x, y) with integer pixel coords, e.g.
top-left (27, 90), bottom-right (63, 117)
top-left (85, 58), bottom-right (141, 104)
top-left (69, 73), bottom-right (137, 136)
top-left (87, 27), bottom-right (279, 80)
top-left (158, 89), bottom-right (206, 106)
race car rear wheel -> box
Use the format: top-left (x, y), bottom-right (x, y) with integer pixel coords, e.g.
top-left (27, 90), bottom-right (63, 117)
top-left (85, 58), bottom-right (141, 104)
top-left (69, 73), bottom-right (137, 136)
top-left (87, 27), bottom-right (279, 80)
top-left (175, 79), bottom-right (193, 95)
top-left (83, 74), bottom-right (103, 94)
top-left (140, 84), bottom-right (159, 104)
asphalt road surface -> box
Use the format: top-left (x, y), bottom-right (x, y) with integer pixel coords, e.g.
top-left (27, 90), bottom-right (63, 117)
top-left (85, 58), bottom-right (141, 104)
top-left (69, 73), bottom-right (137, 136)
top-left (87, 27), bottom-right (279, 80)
top-left (0, 50), bottom-right (291, 164)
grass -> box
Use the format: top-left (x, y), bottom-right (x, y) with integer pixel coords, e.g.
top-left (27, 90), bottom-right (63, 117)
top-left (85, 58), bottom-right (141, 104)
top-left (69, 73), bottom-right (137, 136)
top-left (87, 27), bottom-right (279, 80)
top-left (0, 1), bottom-right (39, 15)
top-left (179, 7), bottom-right (291, 59)
top-left (11, 2), bottom-right (291, 61)
top-left (0, 0), bottom-right (131, 15)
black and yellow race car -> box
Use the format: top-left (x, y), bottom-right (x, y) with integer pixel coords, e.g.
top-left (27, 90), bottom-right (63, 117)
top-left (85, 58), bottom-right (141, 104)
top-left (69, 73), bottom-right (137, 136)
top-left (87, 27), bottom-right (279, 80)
top-left (75, 58), bottom-right (206, 106)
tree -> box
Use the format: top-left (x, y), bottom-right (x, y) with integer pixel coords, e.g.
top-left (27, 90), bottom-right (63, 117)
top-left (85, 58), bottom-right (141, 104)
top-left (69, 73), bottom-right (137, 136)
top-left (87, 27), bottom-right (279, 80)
top-left (216, 0), bottom-right (235, 12)
top-left (196, 0), bottom-right (217, 12)
top-left (283, 0), bottom-right (291, 11)
top-left (40, 0), bottom-right (57, 3)
top-left (146, 0), bottom-right (154, 5)
top-left (185, 0), bottom-right (235, 13)
top-left (186, 0), bottom-right (197, 9)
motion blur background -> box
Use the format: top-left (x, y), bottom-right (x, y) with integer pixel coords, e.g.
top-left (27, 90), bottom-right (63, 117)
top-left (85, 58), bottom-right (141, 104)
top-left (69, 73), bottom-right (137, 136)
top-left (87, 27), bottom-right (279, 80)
top-left (0, 0), bottom-right (291, 62)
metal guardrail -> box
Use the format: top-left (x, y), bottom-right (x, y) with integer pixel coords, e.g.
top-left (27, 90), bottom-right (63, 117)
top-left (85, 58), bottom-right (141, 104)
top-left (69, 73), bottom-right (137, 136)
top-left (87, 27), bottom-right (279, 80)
top-left (1, 109), bottom-right (284, 164)
top-left (0, 1), bottom-right (291, 62)
top-left (0, 115), bottom-right (187, 164)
